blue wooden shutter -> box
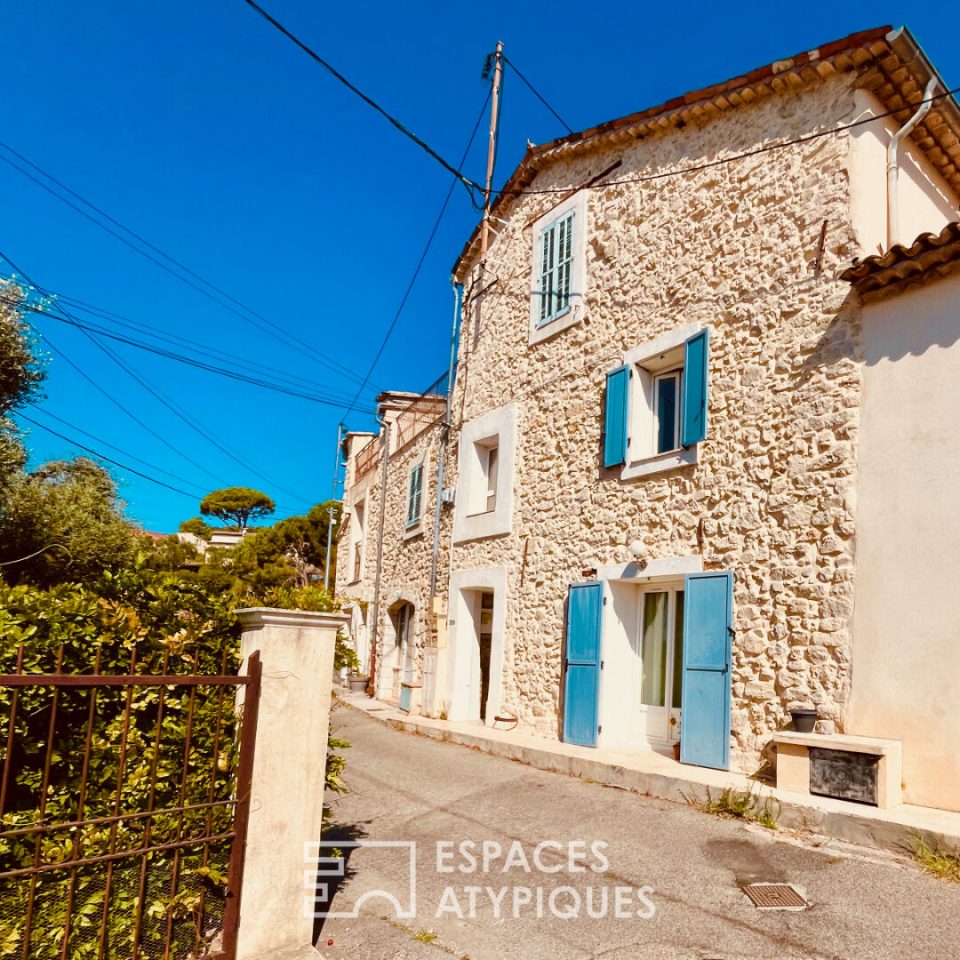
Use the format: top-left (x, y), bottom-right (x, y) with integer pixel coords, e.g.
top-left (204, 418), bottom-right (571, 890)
top-left (563, 581), bottom-right (603, 747)
top-left (681, 328), bottom-right (709, 447)
top-left (603, 365), bottom-right (630, 468)
top-left (680, 571), bottom-right (732, 770)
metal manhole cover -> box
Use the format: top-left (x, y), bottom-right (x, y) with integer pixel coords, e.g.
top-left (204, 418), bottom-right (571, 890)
top-left (742, 883), bottom-right (808, 910)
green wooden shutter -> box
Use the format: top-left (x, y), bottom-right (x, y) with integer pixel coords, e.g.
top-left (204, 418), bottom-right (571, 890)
top-left (406, 465), bottom-right (423, 526)
top-left (681, 328), bottom-right (709, 447)
top-left (603, 365), bottom-right (630, 468)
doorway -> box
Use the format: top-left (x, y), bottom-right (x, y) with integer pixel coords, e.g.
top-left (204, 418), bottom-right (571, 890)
top-left (477, 591), bottom-right (493, 721)
top-left (388, 601), bottom-right (414, 701)
top-left (636, 586), bottom-right (684, 746)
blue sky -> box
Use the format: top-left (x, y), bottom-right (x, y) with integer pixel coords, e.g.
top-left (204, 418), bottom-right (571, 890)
top-left (1, 2), bottom-right (956, 531)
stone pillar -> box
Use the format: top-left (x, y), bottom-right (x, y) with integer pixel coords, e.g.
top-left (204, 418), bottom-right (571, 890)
top-left (234, 607), bottom-right (349, 960)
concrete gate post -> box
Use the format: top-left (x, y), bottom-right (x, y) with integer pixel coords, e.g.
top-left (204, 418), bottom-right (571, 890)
top-left (234, 607), bottom-right (349, 960)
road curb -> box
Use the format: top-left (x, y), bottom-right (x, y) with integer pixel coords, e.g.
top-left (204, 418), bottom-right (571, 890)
top-left (339, 696), bottom-right (960, 859)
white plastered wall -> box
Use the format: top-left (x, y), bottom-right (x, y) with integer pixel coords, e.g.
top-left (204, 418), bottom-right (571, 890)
top-left (848, 271), bottom-right (960, 812)
top-left (848, 88), bottom-right (959, 256)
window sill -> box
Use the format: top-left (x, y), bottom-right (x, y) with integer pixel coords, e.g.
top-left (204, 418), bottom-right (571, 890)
top-left (621, 446), bottom-right (698, 480)
top-left (403, 523), bottom-right (425, 541)
top-left (529, 303), bottom-right (581, 345)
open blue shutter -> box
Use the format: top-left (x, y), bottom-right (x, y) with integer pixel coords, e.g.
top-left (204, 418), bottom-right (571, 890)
top-left (603, 365), bottom-right (630, 467)
top-left (680, 571), bottom-right (732, 770)
top-left (681, 328), bottom-right (709, 447)
top-left (563, 581), bottom-right (603, 747)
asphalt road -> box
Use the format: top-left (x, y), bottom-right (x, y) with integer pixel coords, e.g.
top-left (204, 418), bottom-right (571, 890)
top-left (316, 703), bottom-right (960, 960)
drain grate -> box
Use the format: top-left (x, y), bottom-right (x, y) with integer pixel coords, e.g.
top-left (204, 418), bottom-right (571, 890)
top-left (742, 883), bottom-right (808, 910)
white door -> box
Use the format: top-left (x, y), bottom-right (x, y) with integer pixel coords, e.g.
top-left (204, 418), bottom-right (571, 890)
top-left (636, 587), bottom-right (684, 746)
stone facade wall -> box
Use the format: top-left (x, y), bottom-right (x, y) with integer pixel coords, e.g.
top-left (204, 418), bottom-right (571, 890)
top-left (445, 73), bottom-right (868, 771)
top-left (337, 416), bottom-right (450, 697)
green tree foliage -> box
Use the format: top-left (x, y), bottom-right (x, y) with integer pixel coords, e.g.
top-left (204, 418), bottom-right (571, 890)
top-left (231, 501), bottom-right (340, 590)
top-left (0, 567), bottom-right (240, 958)
top-left (0, 458), bottom-right (135, 587)
top-left (0, 282), bottom-right (45, 492)
top-left (199, 487), bottom-right (275, 532)
top-left (177, 516), bottom-right (212, 539)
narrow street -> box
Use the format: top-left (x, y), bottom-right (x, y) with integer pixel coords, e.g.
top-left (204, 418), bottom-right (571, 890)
top-left (318, 704), bottom-right (959, 960)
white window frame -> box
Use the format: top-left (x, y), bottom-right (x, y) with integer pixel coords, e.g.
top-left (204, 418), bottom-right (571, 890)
top-left (529, 192), bottom-right (587, 345)
top-left (350, 499), bottom-right (366, 583)
top-left (454, 404), bottom-right (517, 543)
top-left (621, 323), bottom-right (703, 481)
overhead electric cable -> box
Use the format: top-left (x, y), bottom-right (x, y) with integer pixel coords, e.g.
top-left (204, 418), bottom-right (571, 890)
top-left (0, 140), bottom-right (376, 389)
top-left (342, 90), bottom-right (491, 420)
top-left (239, 0), bottom-right (483, 199)
top-left (25, 323), bottom-right (225, 485)
top-left (72, 319), bottom-right (316, 508)
top-left (25, 403), bottom-right (210, 495)
top-left (1, 293), bottom-right (359, 409)
top-left (502, 55), bottom-right (573, 134)
top-left (17, 412), bottom-right (200, 500)
top-left (494, 84), bottom-right (960, 198)
top-left (54, 292), bottom-right (357, 400)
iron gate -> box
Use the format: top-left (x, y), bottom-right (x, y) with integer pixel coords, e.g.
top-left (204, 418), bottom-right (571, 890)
top-left (0, 645), bottom-right (261, 959)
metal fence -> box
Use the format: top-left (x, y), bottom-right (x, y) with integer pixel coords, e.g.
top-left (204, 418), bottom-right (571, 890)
top-left (0, 646), bottom-right (261, 960)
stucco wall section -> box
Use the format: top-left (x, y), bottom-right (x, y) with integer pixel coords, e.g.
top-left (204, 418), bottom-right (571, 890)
top-left (848, 270), bottom-right (960, 812)
top-left (447, 74), bottom-right (869, 770)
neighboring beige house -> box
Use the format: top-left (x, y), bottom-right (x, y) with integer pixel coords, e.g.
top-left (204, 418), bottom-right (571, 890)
top-left (337, 26), bottom-right (960, 812)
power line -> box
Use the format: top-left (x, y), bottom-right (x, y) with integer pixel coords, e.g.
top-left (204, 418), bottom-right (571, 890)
top-left (342, 90), bottom-right (492, 420)
top-left (72, 318), bottom-right (317, 508)
top-left (24, 403), bottom-right (210, 495)
top-left (240, 0), bottom-right (484, 200)
top-left (502, 55), bottom-right (573, 134)
top-left (52, 291), bottom-right (368, 403)
top-left (494, 84), bottom-right (960, 198)
top-left (1, 292), bottom-right (360, 410)
top-left (17, 412), bottom-right (200, 500)
top-left (0, 141), bottom-right (376, 390)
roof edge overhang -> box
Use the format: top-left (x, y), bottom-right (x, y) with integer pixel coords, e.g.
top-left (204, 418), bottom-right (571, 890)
top-left (452, 25), bottom-right (960, 284)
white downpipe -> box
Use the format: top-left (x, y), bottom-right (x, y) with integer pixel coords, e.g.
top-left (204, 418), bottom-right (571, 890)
top-left (886, 76), bottom-right (938, 249)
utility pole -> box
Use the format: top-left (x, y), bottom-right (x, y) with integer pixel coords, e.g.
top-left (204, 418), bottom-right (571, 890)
top-left (479, 40), bottom-right (504, 261)
top-left (324, 422), bottom-right (343, 593)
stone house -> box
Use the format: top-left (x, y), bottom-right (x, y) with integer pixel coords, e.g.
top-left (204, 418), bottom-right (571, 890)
top-left (337, 26), bottom-right (960, 812)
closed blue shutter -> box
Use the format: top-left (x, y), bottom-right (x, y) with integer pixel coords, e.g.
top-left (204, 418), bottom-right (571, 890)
top-left (563, 581), bottom-right (603, 747)
top-left (603, 365), bottom-right (630, 467)
top-left (680, 571), bottom-right (732, 770)
top-left (681, 328), bottom-right (709, 447)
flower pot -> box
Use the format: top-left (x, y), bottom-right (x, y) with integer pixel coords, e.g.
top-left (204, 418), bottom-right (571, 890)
top-left (348, 675), bottom-right (369, 694)
top-left (791, 709), bottom-right (818, 733)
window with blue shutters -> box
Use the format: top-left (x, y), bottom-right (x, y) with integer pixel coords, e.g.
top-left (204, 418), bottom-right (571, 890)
top-left (529, 193), bottom-right (586, 345)
top-left (538, 211), bottom-right (575, 325)
top-left (604, 324), bottom-right (710, 479)
top-left (406, 463), bottom-right (424, 527)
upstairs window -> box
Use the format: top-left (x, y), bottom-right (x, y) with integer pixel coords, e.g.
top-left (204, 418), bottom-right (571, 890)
top-left (406, 463), bottom-right (424, 528)
top-left (529, 193), bottom-right (586, 345)
top-left (469, 438), bottom-right (499, 516)
top-left (538, 211), bottom-right (574, 325)
top-left (603, 325), bottom-right (710, 479)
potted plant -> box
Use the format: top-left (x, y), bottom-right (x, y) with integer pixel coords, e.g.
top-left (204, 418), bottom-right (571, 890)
top-left (348, 673), bottom-right (370, 694)
top-left (790, 706), bottom-right (818, 733)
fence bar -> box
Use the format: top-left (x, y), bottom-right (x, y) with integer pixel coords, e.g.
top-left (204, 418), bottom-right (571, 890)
top-left (21, 645), bottom-right (65, 960)
top-left (97, 646), bottom-right (139, 960)
top-left (163, 681), bottom-right (198, 958)
top-left (0, 644), bottom-right (24, 818)
top-left (0, 673), bottom-right (252, 687)
top-left (60, 646), bottom-right (102, 960)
